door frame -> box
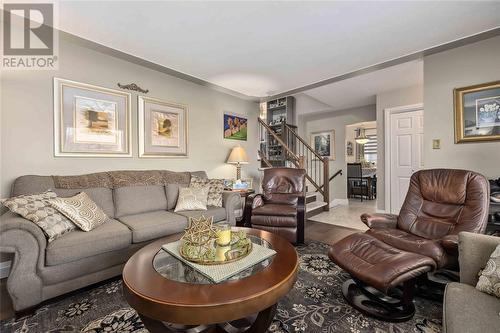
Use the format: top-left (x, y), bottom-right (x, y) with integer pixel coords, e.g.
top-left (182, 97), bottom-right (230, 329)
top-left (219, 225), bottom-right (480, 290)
top-left (384, 103), bottom-right (424, 213)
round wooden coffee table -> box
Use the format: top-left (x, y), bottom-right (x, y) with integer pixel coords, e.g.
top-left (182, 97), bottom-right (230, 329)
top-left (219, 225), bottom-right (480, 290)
top-left (123, 227), bottom-right (298, 333)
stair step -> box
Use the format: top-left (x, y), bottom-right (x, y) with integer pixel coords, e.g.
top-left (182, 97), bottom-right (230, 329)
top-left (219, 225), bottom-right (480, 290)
top-left (306, 192), bottom-right (318, 204)
top-left (306, 201), bottom-right (328, 219)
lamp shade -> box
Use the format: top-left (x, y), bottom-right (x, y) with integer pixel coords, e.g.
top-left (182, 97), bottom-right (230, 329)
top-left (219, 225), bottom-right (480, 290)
top-left (227, 146), bottom-right (249, 164)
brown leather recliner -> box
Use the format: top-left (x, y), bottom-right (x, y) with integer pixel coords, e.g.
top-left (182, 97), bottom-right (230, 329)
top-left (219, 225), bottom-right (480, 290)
top-left (329, 169), bottom-right (490, 321)
top-left (243, 168), bottom-right (306, 245)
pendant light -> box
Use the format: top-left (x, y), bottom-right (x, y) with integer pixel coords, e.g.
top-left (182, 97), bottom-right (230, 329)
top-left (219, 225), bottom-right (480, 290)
top-left (355, 128), bottom-right (370, 145)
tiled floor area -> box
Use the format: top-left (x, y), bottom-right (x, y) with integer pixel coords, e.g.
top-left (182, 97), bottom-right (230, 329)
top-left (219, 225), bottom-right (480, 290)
top-left (308, 199), bottom-right (377, 231)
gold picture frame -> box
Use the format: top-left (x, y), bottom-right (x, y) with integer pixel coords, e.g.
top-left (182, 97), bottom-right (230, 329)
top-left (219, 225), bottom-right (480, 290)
top-left (53, 78), bottom-right (132, 157)
top-left (454, 81), bottom-right (500, 143)
top-left (138, 96), bottom-right (188, 158)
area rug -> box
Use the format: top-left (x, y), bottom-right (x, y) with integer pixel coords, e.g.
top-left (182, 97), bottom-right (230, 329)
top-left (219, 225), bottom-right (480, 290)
top-left (0, 241), bottom-right (442, 333)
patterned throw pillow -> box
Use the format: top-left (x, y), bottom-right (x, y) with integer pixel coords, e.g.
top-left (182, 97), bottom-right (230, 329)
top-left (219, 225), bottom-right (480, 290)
top-left (50, 192), bottom-right (107, 232)
top-left (1, 191), bottom-right (76, 242)
top-left (174, 187), bottom-right (209, 212)
top-left (190, 176), bottom-right (224, 207)
top-left (476, 244), bottom-right (500, 298)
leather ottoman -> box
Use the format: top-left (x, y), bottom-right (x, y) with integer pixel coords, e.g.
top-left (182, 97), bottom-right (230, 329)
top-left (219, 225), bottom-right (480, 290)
top-left (329, 233), bottom-right (436, 322)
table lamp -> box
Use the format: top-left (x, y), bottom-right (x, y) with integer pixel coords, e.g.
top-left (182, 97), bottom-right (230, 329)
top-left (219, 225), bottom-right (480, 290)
top-left (227, 146), bottom-right (249, 180)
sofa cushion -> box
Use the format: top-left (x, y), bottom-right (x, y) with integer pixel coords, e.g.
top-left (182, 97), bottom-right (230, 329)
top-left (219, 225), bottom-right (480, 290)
top-left (118, 210), bottom-right (188, 243)
top-left (175, 206), bottom-right (226, 222)
top-left (54, 187), bottom-right (114, 218)
top-left (46, 218), bottom-right (131, 266)
top-left (166, 183), bottom-right (188, 210)
top-left (476, 244), bottom-right (500, 298)
top-left (1, 190), bottom-right (76, 242)
top-left (444, 282), bottom-right (500, 333)
top-left (190, 176), bottom-right (224, 207)
top-left (174, 187), bottom-right (209, 212)
top-left (50, 192), bottom-right (108, 232)
top-left (114, 185), bottom-right (167, 218)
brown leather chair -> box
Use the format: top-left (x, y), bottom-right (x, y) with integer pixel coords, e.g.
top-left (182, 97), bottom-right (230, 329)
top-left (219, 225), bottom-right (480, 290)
top-left (243, 168), bottom-right (306, 245)
top-left (329, 169), bottom-right (490, 321)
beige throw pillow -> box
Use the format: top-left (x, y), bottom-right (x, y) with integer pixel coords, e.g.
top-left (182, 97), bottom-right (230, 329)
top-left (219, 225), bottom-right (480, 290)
top-left (50, 192), bottom-right (107, 232)
top-left (1, 190), bottom-right (76, 242)
top-left (190, 176), bottom-right (224, 207)
top-left (174, 187), bottom-right (209, 212)
top-left (476, 244), bottom-right (500, 298)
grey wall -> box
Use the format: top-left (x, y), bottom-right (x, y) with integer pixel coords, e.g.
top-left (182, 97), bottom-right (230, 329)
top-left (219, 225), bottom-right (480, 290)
top-left (423, 36), bottom-right (500, 177)
top-left (299, 105), bottom-right (376, 201)
top-left (0, 35), bottom-right (259, 197)
top-left (376, 85), bottom-right (423, 211)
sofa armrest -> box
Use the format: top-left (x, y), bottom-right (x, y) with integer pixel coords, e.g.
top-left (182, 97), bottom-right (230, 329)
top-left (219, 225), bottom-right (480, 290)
top-left (360, 213), bottom-right (398, 229)
top-left (458, 232), bottom-right (500, 286)
top-left (222, 191), bottom-right (241, 226)
top-left (0, 211), bottom-right (46, 311)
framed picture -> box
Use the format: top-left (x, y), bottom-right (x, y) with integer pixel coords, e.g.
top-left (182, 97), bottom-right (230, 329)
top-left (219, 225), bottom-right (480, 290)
top-left (53, 78), bottom-right (132, 157)
top-left (346, 141), bottom-right (354, 156)
top-left (223, 112), bottom-right (247, 141)
top-left (310, 130), bottom-right (335, 160)
top-left (454, 81), bottom-right (500, 143)
top-left (223, 179), bottom-right (234, 190)
top-left (138, 96), bottom-right (188, 157)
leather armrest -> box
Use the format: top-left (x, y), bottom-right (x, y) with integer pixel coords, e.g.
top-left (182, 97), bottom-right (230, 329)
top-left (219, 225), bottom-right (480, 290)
top-left (442, 234), bottom-right (459, 256)
top-left (243, 194), bottom-right (264, 227)
top-left (360, 213), bottom-right (398, 229)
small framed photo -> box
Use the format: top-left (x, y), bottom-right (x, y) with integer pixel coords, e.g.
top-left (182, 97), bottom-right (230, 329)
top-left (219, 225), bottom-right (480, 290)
top-left (310, 130), bottom-right (335, 160)
top-left (231, 178), bottom-right (253, 190)
top-left (223, 179), bottom-right (234, 190)
top-left (454, 81), bottom-right (500, 143)
top-left (223, 112), bottom-right (248, 141)
top-left (138, 96), bottom-right (188, 157)
top-left (53, 78), bottom-right (132, 157)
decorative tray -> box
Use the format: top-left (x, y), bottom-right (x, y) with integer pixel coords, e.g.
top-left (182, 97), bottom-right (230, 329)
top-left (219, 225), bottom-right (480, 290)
top-left (179, 231), bottom-right (252, 265)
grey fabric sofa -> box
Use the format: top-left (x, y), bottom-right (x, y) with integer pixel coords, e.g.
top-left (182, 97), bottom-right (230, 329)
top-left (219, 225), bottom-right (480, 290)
top-left (443, 232), bottom-right (500, 333)
top-left (0, 170), bottom-right (240, 312)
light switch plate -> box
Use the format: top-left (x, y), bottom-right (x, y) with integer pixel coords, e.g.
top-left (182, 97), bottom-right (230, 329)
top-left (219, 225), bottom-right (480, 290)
top-left (432, 139), bottom-right (441, 149)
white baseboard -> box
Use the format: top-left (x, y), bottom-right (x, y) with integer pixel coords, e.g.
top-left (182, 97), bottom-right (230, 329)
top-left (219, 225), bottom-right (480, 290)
top-left (0, 261), bottom-right (11, 279)
top-left (330, 199), bottom-right (349, 208)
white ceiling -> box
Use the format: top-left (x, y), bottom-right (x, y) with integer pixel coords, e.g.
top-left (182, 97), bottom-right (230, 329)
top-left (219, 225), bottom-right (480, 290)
top-left (299, 60), bottom-right (423, 113)
top-left (56, 1), bottom-right (500, 98)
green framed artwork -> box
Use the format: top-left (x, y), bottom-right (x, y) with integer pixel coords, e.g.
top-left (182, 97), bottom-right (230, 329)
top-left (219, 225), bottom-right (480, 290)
top-left (223, 113), bottom-right (247, 141)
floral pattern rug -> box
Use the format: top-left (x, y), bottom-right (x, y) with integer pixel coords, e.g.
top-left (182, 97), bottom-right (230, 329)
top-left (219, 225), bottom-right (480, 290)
top-left (0, 241), bottom-right (442, 333)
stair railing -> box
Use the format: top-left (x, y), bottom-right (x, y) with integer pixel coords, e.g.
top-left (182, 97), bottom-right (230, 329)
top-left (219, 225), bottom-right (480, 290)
top-left (257, 118), bottom-right (329, 210)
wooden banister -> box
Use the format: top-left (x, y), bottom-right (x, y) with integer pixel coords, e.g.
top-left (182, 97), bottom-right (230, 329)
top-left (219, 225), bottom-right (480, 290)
top-left (258, 118), bottom-right (300, 163)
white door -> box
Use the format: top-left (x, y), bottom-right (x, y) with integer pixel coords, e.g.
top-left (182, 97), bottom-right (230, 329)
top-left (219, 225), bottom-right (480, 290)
top-left (389, 109), bottom-right (423, 214)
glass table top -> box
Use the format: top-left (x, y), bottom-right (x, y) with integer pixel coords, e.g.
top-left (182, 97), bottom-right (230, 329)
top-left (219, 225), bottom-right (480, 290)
top-left (153, 234), bottom-right (274, 284)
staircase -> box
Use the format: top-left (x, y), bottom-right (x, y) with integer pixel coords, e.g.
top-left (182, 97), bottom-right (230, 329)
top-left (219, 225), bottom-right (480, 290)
top-left (257, 118), bottom-right (342, 218)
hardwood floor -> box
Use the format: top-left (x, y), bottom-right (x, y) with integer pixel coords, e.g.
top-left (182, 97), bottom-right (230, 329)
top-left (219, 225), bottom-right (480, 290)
top-left (305, 220), bottom-right (359, 244)
top-left (0, 221), bottom-right (356, 321)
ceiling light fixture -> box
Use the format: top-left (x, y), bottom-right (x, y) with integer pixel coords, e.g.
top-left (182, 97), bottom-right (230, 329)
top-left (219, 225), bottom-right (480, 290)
top-left (355, 128), bottom-right (370, 145)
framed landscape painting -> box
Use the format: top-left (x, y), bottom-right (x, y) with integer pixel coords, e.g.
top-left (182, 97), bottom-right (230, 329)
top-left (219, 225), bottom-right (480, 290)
top-left (454, 81), bottom-right (500, 143)
top-left (310, 130), bottom-right (335, 160)
top-left (138, 96), bottom-right (188, 157)
top-left (224, 113), bottom-right (248, 141)
top-left (53, 78), bottom-right (132, 157)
